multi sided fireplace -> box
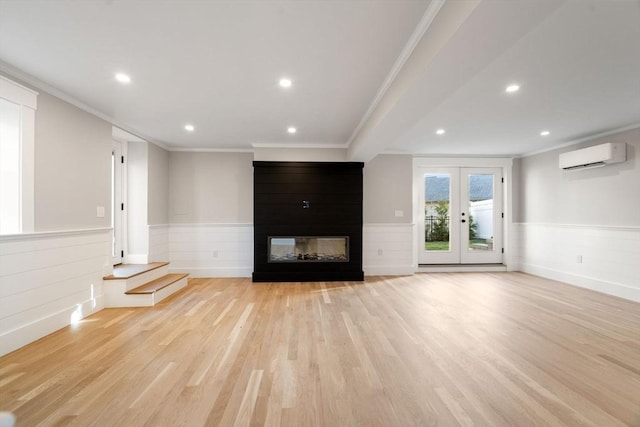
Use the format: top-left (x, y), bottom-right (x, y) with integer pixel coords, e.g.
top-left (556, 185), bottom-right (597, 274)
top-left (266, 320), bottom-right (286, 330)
top-left (268, 236), bottom-right (349, 262)
top-left (253, 161), bottom-right (364, 282)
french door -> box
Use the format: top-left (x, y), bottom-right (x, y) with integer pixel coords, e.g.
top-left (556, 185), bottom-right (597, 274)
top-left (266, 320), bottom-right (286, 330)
top-left (418, 167), bottom-right (503, 264)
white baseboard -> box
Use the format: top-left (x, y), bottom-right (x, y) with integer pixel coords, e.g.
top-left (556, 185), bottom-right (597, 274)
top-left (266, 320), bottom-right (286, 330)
top-left (364, 265), bottom-right (415, 276)
top-left (170, 267), bottom-right (252, 278)
top-left (417, 264), bottom-right (507, 273)
top-left (0, 296), bottom-right (103, 357)
top-left (519, 263), bottom-right (640, 302)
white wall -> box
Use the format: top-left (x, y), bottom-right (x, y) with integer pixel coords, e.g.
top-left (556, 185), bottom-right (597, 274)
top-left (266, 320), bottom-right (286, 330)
top-left (149, 224), bottom-right (169, 263)
top-left (519, 128), bottom-right (639, 226)
top-left (516, 128), bottom-right (640, 301)
top-left (127, 141), bottom-right (149, 261)
top-left (126, 140), bottom-right (170, 263)
top-left (166, 152), bottom-right (254, 275)
top-left (0, 74), bottom-right (113, 356)
top-left (362, 154), bottom-right (414, 275)
top-left (0, 228), bottom-right (110, 356)
top-left (169, 224), bottom-right (253, 277)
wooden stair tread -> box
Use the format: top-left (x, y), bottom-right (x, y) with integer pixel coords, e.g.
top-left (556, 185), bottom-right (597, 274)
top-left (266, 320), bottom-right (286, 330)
top-left (125, 273), bottom-right (189, 295)
top-left (103, 262), bottom-right (170, 280)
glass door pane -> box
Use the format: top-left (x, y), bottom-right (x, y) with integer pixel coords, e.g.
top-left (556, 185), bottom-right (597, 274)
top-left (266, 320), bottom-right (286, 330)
top-left (467, 174), bottom-right (494, 252)
top-left (424, 173), bottom-right (451, 252)
top-left (460, 168), bottom-right (502, 264)
top-left (418, 168), bottom-right (460, 264)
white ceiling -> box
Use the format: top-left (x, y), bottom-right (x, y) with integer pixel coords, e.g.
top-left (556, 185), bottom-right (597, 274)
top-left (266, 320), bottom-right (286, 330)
top-left (0, 0), bottom-right (638, 160)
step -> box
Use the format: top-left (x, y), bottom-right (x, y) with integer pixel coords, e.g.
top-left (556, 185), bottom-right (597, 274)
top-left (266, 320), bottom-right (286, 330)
top-left (126, 273), bottom-right (189, 295)
top-left (103, 263), bottom-right (188, 308)
top-left (103, 262), bottom-right (170, 280)
top-left (104, 273), bottom-right (189, 308)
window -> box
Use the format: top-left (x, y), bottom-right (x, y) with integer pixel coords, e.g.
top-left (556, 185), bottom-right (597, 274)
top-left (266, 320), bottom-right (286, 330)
top-left (0, 76), bottom-right (37, 234)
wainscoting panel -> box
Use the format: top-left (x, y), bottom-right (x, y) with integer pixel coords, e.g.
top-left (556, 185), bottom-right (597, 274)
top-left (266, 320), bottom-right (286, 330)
top-left (148, 224), bottom-right (169, 262)
top-left (0, 228), bottom-right (111, 356)
top-left (514, 223), bottom-right (640, 301)
top-left (168, 224), bottom-right (253, 277)
top-left (363, 224), bottom-right (415, 276)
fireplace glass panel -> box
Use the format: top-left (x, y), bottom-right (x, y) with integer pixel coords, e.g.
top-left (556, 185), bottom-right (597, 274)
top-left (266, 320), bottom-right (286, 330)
top-left (269, 237), bottom-right (349, 262)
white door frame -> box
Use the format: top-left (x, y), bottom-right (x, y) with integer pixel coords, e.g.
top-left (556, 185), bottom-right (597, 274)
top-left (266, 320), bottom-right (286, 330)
top-left (459, 167), bottom-right (503, 264)
top-left (413, 157), bottom-right (514, 268)
top-left (417, 167), bottom-right (461, 264)
top-left (112, 140), bottom-right (128, 265)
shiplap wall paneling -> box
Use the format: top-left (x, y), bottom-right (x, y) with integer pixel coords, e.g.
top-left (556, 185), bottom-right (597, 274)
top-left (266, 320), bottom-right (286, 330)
top-left (363, 224), bottom-right (415, 276)
top-left (0, 229), bottom-right (110, 356)
top-left (169, 224), bottom-right (253, 277)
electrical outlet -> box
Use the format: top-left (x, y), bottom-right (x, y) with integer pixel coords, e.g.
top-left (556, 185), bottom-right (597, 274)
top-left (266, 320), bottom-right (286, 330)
top-left (213, 250), bottom-right (219, 258)
top-left (96, 206), bottom-right (105, 218)
top-left (377, 248), bottom-right (383, 256)
top-left (394, 210), bottom-right (404, 217)
top-left (576, 255), bottom-right (582, 263)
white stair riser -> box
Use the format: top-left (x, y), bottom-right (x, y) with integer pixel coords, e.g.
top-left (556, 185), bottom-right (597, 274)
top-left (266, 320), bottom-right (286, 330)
top-left (152, 276), bottom-right (189, 305)
top-left (126, 265), bottom-right (169, 291)
top-left (103, 275), bottom-right (188, 308)
top-left (105, 265), bottom-right (169, 292)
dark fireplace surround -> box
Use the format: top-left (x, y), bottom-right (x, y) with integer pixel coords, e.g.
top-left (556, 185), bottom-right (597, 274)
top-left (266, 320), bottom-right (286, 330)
top-left (253, 161), bottom-right (364, 282)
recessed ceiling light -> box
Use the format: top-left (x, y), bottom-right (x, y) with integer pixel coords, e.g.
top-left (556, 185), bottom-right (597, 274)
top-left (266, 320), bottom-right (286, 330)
top-left (279, 78), bottom-right (292, 88)
top-left (505, 84), bottom-right (520, 93)
top-left (436, 129), bottom-right (446, 135)
top-left (184, 124), bottom-right (195, 132)
top-left (115, 73), bottom-right (131, 84)
top-left (287, 127), bottom-right (297, 134)
top-left (540, 130), bottom-right (550, 136)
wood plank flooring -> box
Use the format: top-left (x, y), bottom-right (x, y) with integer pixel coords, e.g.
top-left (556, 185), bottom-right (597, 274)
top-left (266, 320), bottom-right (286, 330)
top-left (1, 272), bottom-right (639, 426)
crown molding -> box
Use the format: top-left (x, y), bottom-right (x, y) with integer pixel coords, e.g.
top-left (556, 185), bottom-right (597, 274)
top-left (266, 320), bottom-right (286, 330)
top-left (0, 74), bottom-right (39, 96)
top-left (251, 142), bottom-right (347, 149)
top-left (169, 147), bottom-right (255, 153)
top-left (520, 123), bottom-right (640, 158)
top-left (0, 60), bottom-right (171, 150)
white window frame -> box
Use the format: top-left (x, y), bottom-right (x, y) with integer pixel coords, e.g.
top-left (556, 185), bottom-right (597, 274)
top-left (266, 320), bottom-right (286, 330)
top-left (0, 75), bottom-right (37, 233)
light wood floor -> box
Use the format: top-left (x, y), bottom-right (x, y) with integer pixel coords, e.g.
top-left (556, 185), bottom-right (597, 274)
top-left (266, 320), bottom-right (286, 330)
top-left (1, 273), bottom-right (639, 426)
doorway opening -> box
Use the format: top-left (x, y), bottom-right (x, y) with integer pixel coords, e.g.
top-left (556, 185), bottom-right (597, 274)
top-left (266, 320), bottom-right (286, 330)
top-left (417, 167), bottom-right (503, 265)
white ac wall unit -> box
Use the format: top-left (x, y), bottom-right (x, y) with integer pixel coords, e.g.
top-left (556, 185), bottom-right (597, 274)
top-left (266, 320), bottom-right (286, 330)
top-left (558, 142), bottom-right (626, 171)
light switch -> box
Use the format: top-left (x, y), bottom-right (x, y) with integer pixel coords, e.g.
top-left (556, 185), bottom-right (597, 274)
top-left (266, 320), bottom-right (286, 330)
top-left (394, 210), bottom-right (404, 217)
top-left (96, 206), bottom-right (105, 218)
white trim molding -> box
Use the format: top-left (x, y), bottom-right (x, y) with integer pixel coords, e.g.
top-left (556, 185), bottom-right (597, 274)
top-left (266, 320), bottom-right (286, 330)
top-left (347, 0), bottom-right (446, 148)
top-left (412, 157), bottom-right (516, 270)
top-left (0, 74), bottom-right (38, 234)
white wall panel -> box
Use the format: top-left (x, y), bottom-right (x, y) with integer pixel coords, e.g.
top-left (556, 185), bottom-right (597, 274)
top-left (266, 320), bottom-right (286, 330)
top-left (363, 224), bottom-right (415, 275)
top-left (0, 228), bottom-right (110, 356)
top-left (168, 224), bottom-right (253, 277)
top-left (514, 223), bottom-right (640, 301)
top-left (148, 224), bottom-right (169, 262)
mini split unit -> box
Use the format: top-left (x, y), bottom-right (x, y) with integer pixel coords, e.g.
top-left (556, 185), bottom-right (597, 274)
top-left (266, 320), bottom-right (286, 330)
top-left (558, 142), bottom-right (626, 171)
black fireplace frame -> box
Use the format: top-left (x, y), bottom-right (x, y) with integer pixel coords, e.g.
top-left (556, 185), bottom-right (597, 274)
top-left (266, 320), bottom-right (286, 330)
top-left (252, 161), bottom-right (364, 282)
